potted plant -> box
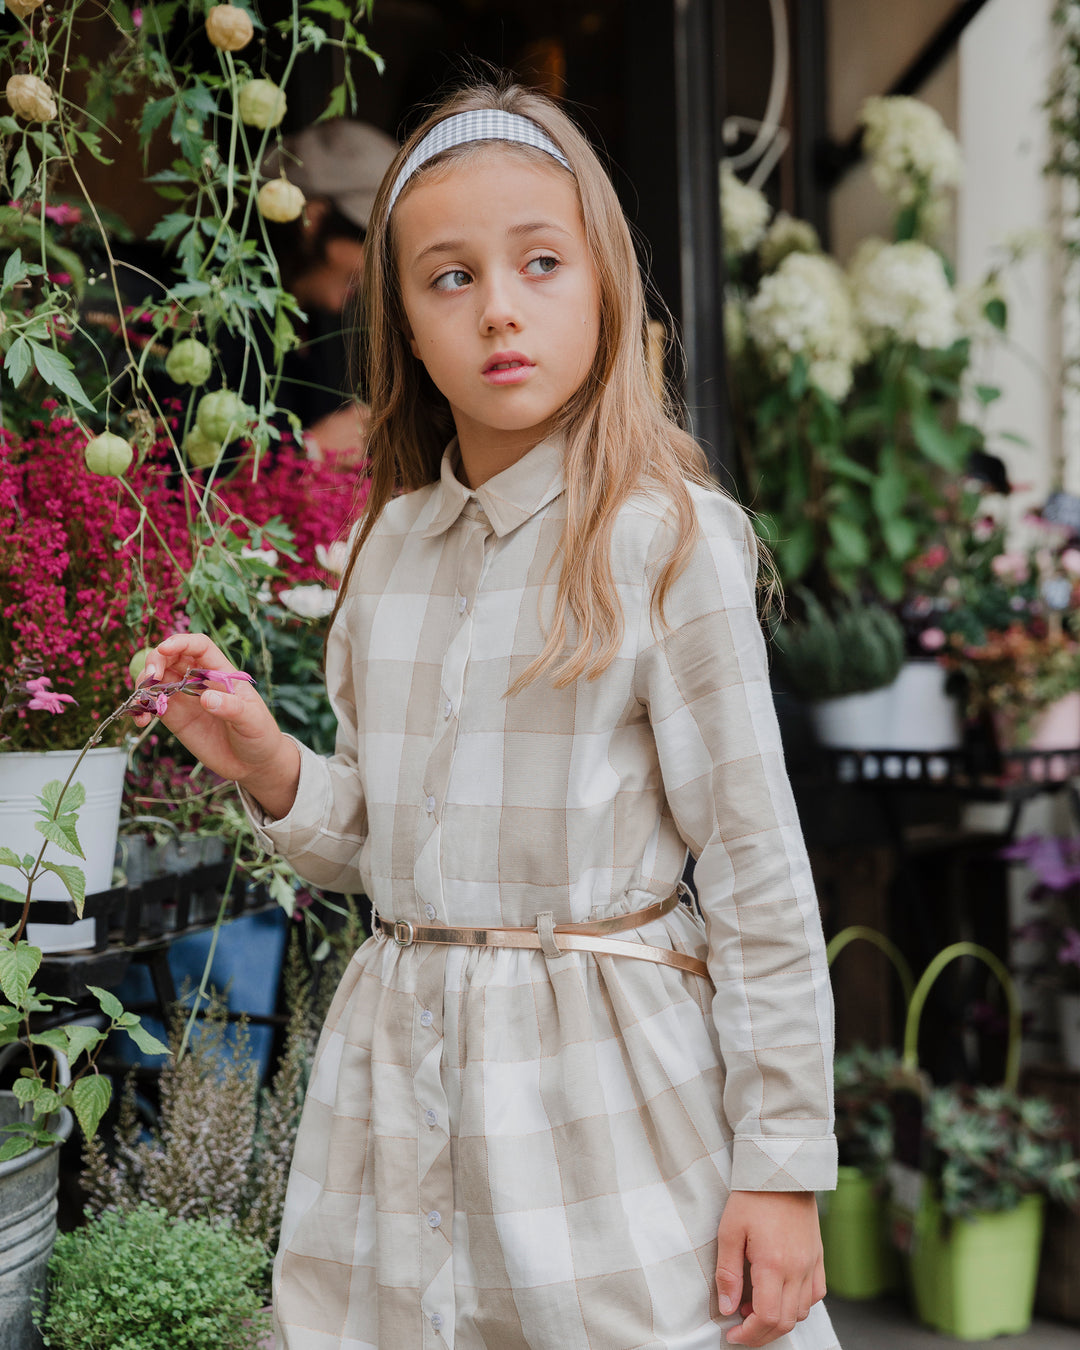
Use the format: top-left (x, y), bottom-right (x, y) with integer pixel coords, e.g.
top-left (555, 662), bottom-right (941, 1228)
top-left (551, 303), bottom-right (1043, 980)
top-left (724, 95), bottom-right (1013, 608)
top-left (820, 1045), bottom-right (903, 1299)
top-left (903, 1084), bottom-right (1080, 1340)
top-left (771, 592), bottom-right (906, 748)
top-left (35, 1203), bottom-right (270, 1350)
top-left (1004, 833), bottom-right (1080, 1068)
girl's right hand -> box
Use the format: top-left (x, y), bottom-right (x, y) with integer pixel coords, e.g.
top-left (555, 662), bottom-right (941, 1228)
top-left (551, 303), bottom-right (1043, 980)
top-left (136, 633), bottom-right (301, 819)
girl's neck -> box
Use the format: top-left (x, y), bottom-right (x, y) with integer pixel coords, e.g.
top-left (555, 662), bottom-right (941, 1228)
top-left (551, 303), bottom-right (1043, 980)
top-left (456, 423), bottom-right (553, 489)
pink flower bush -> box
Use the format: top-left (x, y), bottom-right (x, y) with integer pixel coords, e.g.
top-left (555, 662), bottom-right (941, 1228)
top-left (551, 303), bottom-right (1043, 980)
top-left (0, 413), bottom-right (190, 750)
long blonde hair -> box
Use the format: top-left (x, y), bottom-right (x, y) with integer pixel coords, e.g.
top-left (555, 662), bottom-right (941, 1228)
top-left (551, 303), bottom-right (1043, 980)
top-left (332, 79), bottom-right (716, 690)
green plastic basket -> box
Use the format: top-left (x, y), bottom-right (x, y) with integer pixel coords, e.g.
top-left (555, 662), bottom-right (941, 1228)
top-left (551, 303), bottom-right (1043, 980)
top-left (897, 943), bottom-right (1039, 1340)
top-left (820, 927), bottom-right (914, 1300)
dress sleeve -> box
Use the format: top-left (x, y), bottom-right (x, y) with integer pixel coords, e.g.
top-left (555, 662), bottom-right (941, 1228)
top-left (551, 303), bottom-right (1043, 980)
top-left (238, 603), bottom-right (369, 895)
top-left (634, 491), bottom-right (837, 1192)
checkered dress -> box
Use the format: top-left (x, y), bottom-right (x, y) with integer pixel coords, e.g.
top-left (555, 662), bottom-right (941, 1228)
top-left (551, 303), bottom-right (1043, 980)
top-left (246, 435), bottom-right (840, 1350)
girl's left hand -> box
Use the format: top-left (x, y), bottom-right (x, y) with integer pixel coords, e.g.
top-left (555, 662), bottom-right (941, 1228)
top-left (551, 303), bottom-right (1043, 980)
top-left (715, 1191), bottom-right (826, 1345)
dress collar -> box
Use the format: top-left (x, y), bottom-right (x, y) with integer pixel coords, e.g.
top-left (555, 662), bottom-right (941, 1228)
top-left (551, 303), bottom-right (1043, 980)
top-left (420, 433), bottom-right (566, 540)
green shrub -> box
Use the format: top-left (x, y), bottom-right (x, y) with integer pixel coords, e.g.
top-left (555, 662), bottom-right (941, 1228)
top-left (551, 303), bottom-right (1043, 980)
top-left (773, 592), bottom-right (906, 700)
top-left (37, 1204), bottom-right (269, 1350)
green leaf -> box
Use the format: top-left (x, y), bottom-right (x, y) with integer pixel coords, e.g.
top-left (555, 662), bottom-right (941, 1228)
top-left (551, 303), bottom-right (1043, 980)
top-left (148, 212), bottom-right (193, 246)
top-left (985, 297), bottom-right (1007, 330)
top-left (35, 817), bottom-right (84, 859)
top-left (69, 1074), bottom-right (111, 1140)
top-left (827, 516), bottom-right (871, 566)
top-left (974, 383), bottom-right (1002, 406)
top-left (910, 402), bottom-right (968, 471)
top-left (33, 1087), bottom-right (61, 1117)
top-left (895, 204), bottom-right (919, 242)
top-left (3, 336), bottom-right (32, 388)
top-left (0, 942), bottom-right (41, 1006)
top-left (121, 1019), bottom-right (170, 1057)
top-left (0, 1136), bottom-right (34, 1163)
top-left (825, 453), bottom-right (875, 486)
top-left (63, 1023), bottom-right (106, 1065)
top-left (29, 1028), bottom-right (69, 1055)
top-left (39, 780), bottom-right (85, 815)
top-left (25, 341), bottom-right (95, 411)
top-left (0, 882), bottom-right (25, 904)
top-left (1, 248), bottom-right (26, 295)
top-left (871, 468), bottom-right (909, 520)
top-left (776, 517), bottom-right (815, 583)
top-left (140, 95), bottom-right (174, 143)
top-left (39, 862), bottom-right (86, 915)
top-left (87, 985), bottom-right (124, 1021)
top-left (882, 516), bottom-right (920, 562)
top-left (10, 146), bottom-right (33, 203)
top-left (0, 848), bottom-right (24, 869)
top-left (12, 1077), bottom-right (41, 1108)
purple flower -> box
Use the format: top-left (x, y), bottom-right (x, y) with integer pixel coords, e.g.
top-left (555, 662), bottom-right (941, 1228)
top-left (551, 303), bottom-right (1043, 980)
top-left (1058, 927), bottom-right (1080, 970)
top-left (1000, 835), bottom-right (1080, 890)
top-left (187, 668), bottom-right (255, 695)
top-left (24, 675), bottom-right (77, 715)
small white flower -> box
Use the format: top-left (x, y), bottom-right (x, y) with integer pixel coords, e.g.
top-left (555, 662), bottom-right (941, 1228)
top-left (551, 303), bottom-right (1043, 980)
top-left (759, 212), bottom-right (820, 272)
top-left (242, 545), bottom-right (279, 567)
top-left (279, 584), bottom-right (337, 619)
top-left (720, 161), bottom-right (770, 258)
top-left (315, 540), bottom-right (350, 575)
top-left (849, 239), bottom-right (959, 350)
top-left (746, 252), bottom-right (863, 399)
top-left (860, 95), bottom-right (962, 211)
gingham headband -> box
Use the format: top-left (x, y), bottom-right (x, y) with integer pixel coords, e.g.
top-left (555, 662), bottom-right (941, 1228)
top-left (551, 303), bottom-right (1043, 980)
top-left (386, 110), bottom-right (573, 213)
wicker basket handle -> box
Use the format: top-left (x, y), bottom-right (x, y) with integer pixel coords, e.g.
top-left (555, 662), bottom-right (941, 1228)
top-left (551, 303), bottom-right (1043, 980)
top-left (901, 941), bottom-right (1021, 1091)
top-left (826, 924), bottom-right (916, 1010)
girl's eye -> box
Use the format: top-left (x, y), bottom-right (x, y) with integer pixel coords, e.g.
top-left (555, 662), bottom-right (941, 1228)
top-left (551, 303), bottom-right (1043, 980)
top-left (433, 269), bottom-right (471, 292)
top-left (524, 255), bottom-right (560, 277)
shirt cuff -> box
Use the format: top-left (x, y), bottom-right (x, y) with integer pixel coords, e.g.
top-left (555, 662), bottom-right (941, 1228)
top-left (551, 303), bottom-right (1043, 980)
top-left (730, 1136), bottom-right (838, 1192)
top-left (236, 735), bottom-right (330, 854)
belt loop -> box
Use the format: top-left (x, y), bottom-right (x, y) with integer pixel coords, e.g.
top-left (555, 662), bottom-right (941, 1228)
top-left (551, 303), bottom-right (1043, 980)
top-left (535, 911), bottom-right (562, 960)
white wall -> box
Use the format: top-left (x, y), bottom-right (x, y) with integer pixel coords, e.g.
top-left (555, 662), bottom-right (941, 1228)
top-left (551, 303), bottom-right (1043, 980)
top-left (958, 0), bottom-right (1061, 506)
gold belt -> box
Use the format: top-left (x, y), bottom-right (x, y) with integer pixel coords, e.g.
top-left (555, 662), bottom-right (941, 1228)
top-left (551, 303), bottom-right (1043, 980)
top-left (374, 893), bottom-right (709, 979)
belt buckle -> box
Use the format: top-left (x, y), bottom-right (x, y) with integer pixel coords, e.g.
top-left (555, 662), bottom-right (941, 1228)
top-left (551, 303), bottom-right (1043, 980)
top-left (392, 919), bottom-right (415, 947)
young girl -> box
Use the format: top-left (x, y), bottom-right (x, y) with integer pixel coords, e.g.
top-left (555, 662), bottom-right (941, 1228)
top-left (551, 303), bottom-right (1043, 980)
top-left (141, 80), bottom-right (840, 1350)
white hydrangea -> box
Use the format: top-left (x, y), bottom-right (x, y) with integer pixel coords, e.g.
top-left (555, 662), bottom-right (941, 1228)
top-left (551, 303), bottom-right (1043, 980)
top-left (860, 96), bottom-right (962, 209)
top-left (849, 238), bottom-right (959, 350)
top-left (279, 583), bottom-right (337, 619)
top-left (315, 540), bottom-right (350, 575)
top-left (720, 161), bottom-right (770, 258)
top-left (746, 252), bottom-right (864, 401)
top-left (758, 212), bottom-right (820, 272)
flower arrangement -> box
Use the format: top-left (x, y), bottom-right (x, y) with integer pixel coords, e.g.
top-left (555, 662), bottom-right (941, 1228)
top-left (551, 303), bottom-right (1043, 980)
top-left (724, 95), bottom-right (1009, 606)
top-left (903, 495), bottom-right (1080, 736)
top-left (0, 412), bottom-right (189, 751)
top-left (1006, 834), bottom-right (1080, 995)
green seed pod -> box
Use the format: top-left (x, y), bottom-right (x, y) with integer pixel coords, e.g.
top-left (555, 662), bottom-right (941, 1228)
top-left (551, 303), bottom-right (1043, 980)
top-left (165, 337), bottom-right (213, 386)
top-left (257, 177), bottom-right (305, 223)
top-left (195, 389), bottom-right (249, 445)
top-left (128, 647), bottom-right (155, 683)
top-left (238, 79), bottom-right (287, 130)
top-left (84, 431), bottom-right (133, 476)
top-left (183, 426), bottom-right (224, 468)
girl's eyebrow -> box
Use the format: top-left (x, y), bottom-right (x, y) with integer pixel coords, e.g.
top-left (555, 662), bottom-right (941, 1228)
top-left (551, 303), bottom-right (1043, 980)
top-left (411, 220), bottom-right (574, 266)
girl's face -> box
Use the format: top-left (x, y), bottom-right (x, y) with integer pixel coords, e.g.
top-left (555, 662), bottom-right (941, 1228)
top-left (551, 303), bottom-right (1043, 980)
top-left (394, 151), bottom-right (601, 469)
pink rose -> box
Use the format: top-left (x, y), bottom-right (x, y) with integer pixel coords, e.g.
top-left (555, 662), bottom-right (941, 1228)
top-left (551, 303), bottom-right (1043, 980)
top-left (991, 552), bottom-right (1027, 583)
top-left (919, 627), bottom-right (947, 652)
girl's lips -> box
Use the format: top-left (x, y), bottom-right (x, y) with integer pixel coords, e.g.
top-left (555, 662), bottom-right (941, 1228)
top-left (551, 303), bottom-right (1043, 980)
top-left (482, 353), bottom-right (535, 386)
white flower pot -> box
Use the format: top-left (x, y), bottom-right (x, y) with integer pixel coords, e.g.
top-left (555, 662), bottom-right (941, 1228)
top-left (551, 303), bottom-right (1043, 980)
top-left (887, 660), bottom-right (962, 751)
top-left (0, 746), bottom-right (126, 952)
top-left (810, 661), bottom-right (961, 752)
top-left (810, 685), bottom-right (896, 749)
top-left (1057, 992), bottom-right (1080, 1071)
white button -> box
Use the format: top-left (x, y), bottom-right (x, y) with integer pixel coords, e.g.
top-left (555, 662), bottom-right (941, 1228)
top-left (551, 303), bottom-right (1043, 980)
top-left (424, 1108), bottom-right (438, 1127)
top-left (420, 1009), bottom-right (434, 1027)
top-left (443, 698), bottom-right (453, 719)
top-left (424, 903), bottom-right (437, 920)
top-left (427, 1210), bottom-right (442, 1228)
top-left (458, 595), bottom-right (467, 614)
top-left (425, 795), bottom-right (436, 813)
top-left (431, 1313), bottom-right (444, 1332)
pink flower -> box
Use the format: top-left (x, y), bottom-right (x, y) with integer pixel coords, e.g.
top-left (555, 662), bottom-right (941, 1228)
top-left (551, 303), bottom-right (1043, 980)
top-left (188, 668), bottom-right (255, 695)
top-left (132, 7), bottom-right (143, 26)
top-left (973, 516), bottom-right (996, 542)
top-left (1061, 548), bottom-right (1080, 576)
top-left (25, 675), bottom-right (77, 715)
top-left (46, 272), bottom-right (72, 286)
top-left (991, 552), bottom-right (1027, 583)
top-left (919, 627), bottom-right (947, 652)
top-left (918, 545), bottom-right (949, 570)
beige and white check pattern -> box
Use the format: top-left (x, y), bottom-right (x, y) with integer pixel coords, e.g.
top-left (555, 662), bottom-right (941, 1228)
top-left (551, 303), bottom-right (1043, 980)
top-left (246, 435), bottom-right (839, 1350)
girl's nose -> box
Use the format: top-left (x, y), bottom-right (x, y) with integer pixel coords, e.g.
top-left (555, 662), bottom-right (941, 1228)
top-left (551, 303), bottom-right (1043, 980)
top-left (477, 276), bottom-right (520, 334)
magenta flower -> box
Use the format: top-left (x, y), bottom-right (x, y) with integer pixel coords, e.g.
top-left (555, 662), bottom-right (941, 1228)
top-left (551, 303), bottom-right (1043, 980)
top-left (187, 668), bottom-right (256, 695)
top-left (25, 675), bottom-right (77, 715)
top-left (132, 7), bottom-right (143, 27)
top-left (1058, 927), bottom-right (1080, 970)
top-left (919, 627), bottom-right (947, 652)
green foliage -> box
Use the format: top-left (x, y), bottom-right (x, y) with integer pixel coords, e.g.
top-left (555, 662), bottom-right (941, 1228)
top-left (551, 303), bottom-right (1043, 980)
top-left (772, 592), bottom-right (906, 700)
top-left (924, 1085), bottom-right (1080, 1219)
top-left (834, 1045), bottom-right (901, 1182)
top-left (37, 1204), bottom-right (268, 1350)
